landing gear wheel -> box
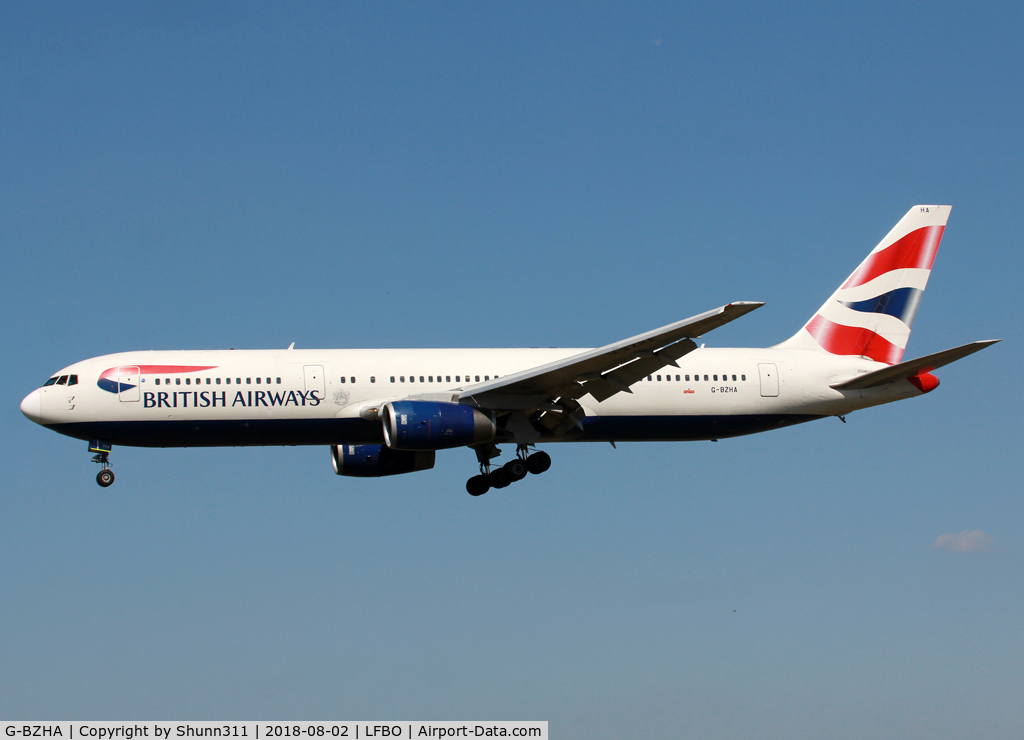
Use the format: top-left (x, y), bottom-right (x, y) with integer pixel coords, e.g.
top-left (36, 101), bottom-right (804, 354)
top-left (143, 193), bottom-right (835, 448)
top-left (504, 458), bottom-right (528, 481)
top-left (527, 451), bottom-right (551, 474)
top-left (96, 469), bottom-right (115, 487)
top-left (488, 468), bottom-right (513, 489)
top-left (466, 475), bottom-right (489, 496)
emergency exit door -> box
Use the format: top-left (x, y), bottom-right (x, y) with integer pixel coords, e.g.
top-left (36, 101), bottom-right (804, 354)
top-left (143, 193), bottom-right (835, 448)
top-left (304, 365), bottom-right (325, 400)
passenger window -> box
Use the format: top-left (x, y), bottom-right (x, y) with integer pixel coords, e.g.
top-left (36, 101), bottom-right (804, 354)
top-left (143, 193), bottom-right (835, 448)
top-left (245, 378), bottom-right (250, 384)
top-left (713, 375), bottom-right (717, 381)
top-left (400, 376), bottom-right (405, 383)
top-left (276, 378), bottom-right (281, 384)
top-left (215, 378), bottom-right (221, 385)
top-left (225, 378), bottom-right (231, 384)
top-left (456, 376), bottom-right (460, 382)
top-left (390, 376), bottom-right (395, 383)
top-left (446, 376), bottom-right (451, 382)
top-left (256, 377), bottom-right (261, 384)
top-left (155, 378), bottom-right (161, 386)
top-left (176, 378), bottom-right (181, 385)
top-left (675, 375), bottom-right (680, 381)
top-left (350, 377), bottom-right (355, 384)
top-left (429, 376), bottom-right (433, 383)
top-left (419, 376), bottom-right (424, 383)
top-left (165, 378), bottom-right (171, 385)
top-left (340, 377), bottom-right (346, 383)
top-left (704, 375), bottom-right (709, 381)
top-left (370, 376), bottom-right (375, 383)
top-left (656, 375), bottom-right (661, 381)
top-left (647, 375), bottom-right (652, 381)
top-left (475, 376), bottom-right (480, 382)
top-left (732, 375), bottom-right (737, 381)
top-left (43, 377), bottom-right (58, 386)
top-left (485, 376), bottom-right (489, 381)
top-left (741, 374), bottom-right (746, 381)
top-left (685, 375), bottom-right (690, 381)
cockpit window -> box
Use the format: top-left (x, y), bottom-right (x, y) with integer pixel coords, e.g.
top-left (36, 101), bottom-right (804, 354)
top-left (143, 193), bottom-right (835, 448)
top-left (68, 375), bottom-right (78, 386)
top-left (42, 377), bottom-right (59, 386)
top-left (56, 376), bottom-right (68, 385)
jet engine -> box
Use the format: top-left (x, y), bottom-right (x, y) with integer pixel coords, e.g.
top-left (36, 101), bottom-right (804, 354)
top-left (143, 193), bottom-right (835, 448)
top-left (331, 443), bottom-right (435, 477)
top-left (380, 400), bottom-right (496, 451)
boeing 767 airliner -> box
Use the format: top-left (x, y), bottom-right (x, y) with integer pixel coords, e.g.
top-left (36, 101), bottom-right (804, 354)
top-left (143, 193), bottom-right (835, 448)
top-left (21, 206), bottom-right (997, 495)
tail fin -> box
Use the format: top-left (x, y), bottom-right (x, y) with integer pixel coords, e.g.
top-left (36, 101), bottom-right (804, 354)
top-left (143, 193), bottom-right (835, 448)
top-left (777, 205), bottom-right (951, 365)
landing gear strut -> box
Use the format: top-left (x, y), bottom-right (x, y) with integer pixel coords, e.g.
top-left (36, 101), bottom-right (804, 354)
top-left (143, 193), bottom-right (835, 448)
top-left (465, 446), bottom-right (551, 496)
top-left (90, 440), bottom-right (114, 487)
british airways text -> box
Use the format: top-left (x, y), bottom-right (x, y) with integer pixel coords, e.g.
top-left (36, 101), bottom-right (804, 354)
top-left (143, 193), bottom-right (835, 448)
top-left (143, 390), bottom-right (321, 409)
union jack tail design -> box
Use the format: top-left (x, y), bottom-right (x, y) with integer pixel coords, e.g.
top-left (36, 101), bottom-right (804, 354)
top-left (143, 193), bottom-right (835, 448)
top-left (778, 205), bottom-right (951, 365)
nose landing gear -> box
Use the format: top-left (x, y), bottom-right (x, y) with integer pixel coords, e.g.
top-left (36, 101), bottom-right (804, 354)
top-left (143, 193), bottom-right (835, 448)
top-left (90, 440), bottom-right (115, 487)
top-left (465, 446), bottom-right (551, 496)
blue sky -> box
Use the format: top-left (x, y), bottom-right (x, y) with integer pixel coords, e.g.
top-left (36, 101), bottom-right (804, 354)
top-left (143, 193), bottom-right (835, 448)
top-left (2, 2), bottom-right (1022, 736)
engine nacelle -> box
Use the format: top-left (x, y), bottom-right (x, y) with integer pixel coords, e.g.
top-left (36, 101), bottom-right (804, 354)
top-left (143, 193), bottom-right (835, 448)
top-left (331, 444), bottom-right (435, 477)
top-left (380, 400), bottom-right (496, 451)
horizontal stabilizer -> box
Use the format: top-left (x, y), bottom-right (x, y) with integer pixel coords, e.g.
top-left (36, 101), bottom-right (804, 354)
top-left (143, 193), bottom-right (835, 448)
top-left (830, 340), bottom-right (1000, 390)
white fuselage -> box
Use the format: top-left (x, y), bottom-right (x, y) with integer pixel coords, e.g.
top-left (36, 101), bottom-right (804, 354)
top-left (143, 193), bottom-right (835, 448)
top-left (25, 346), bottom-right (927, 448)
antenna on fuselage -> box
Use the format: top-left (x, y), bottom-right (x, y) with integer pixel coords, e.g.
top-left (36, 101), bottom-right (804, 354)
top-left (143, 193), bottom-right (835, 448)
top-left (287, 342), bottom-right (295, 350)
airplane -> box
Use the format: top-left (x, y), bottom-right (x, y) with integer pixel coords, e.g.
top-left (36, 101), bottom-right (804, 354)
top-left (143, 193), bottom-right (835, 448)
top-left (20, 205), bottom-right (998, 495)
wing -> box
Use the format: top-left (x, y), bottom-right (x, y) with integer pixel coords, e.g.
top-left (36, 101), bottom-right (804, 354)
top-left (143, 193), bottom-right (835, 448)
top-left (830, 339), bottom-right (1000, 390)
top-left (460, 302), bottom-right (764, 420)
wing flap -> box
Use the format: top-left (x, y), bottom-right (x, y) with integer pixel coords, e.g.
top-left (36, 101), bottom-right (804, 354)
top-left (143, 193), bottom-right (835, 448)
top-left (461, 302), bottom-right (763, 411)
top-left (830, 340), bottom-right (1000, 390)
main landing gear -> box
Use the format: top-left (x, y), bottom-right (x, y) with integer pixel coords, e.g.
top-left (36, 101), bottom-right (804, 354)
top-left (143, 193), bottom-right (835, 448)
top-left (466, 446), bottom-right (551, 496)
top-left (90, 439), bottom-right (115, 487)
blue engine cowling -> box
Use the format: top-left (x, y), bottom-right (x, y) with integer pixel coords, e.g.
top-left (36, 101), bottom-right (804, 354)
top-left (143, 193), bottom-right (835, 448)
top-left (331, 443), bottom-right (435, 477)
top-left (381, 400), bottom-right (496, 451)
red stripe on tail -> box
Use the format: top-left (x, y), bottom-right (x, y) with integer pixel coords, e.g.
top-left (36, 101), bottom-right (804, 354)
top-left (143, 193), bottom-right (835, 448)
top-left (842, 225), bottom-right (944, 289)
top-left (805, 314), bottom-right (904, 365)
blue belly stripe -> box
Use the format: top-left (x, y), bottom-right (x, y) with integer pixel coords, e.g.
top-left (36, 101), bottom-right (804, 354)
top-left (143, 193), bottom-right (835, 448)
top-left (43, 414), bottom-right (823, 448)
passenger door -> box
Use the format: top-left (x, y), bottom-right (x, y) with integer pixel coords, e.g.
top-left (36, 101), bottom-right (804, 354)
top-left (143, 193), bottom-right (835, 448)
top-left (118, 366), bottom-right (140, 402)
top-left (758, 363), bottom-right (779, 397)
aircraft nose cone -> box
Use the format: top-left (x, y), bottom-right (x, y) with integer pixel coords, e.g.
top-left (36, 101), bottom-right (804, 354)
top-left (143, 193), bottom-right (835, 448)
top-left (20, 389), bottom-right (42, 423)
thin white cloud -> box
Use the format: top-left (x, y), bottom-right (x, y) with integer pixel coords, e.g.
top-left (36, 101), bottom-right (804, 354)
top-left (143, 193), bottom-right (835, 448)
top-left (933, 529), bottom-right (994, 553)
